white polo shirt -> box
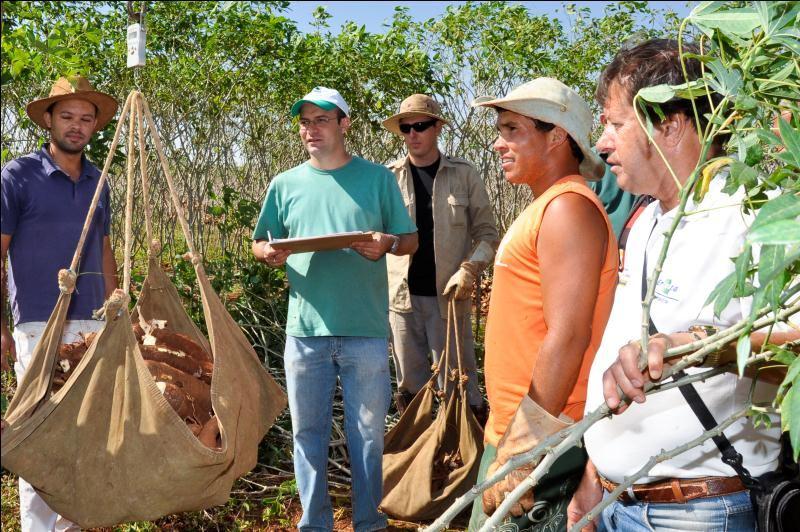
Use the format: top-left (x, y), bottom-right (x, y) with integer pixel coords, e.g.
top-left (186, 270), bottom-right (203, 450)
top-left (584, 176), bottom-right (784, 483)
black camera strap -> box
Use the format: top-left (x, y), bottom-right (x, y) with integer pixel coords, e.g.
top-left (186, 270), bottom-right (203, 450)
top-left (639, 220), bottom-right (761, 492)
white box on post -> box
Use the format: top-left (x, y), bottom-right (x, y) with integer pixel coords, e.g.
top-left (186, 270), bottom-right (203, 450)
top-left (127, 23), bottom-right (146, 68)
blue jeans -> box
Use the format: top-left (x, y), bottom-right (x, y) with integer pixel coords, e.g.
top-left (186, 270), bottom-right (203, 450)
top-left (599, 490), bottom-right (754, 531)
top-left (284, 336), bottom-right (391, 532)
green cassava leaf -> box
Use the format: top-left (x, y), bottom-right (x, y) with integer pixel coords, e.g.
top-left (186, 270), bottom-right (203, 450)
top-left (750, 194), bottom-right (800, 232)
top-left (637, 84), bottom-right (676, 104)
top-left (706, 59), bottom-right (743, 97)
top-left (734, 243), bottom-right (752, 292)
top-left (705, 270), bottom-right (736, 318)
top-left (689, 7), bottom-right (760, 38)
top-left (758, 244), bottom-right (787, 310)
top-left (770, 347), bottom-right (797, 366)
top-left (779, 356), bottom-right (800, 397)
top-left (736, 331), bottom-right (751, 376)
top-left (785, 385), bottom-right (800, 460)
top-left (748, 220), bottom-right (800, 245)
top-left (778, 117), bottom-right (800, 167)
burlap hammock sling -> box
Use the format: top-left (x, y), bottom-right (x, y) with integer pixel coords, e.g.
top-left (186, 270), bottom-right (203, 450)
top-left (381, 298), bottom-right (484, 520)
top-left (0, 91), bottom-right (287, 528)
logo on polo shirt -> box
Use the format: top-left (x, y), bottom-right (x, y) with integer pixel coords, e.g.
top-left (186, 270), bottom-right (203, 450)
top-left (655, 277), bottom-right (679, 302)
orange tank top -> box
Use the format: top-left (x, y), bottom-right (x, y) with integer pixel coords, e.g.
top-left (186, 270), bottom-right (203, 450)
top-left (484, 176), bottom-right (618, 446)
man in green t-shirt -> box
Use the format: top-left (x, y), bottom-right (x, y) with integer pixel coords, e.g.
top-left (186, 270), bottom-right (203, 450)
top-left (252, 86), bottom-right (417, 532)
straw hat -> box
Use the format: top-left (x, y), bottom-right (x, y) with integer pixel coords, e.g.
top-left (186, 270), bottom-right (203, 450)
top-left (26, 76), bottom-right (118, 132)
top-left (473, 78), bottom-right (605, 180)
top-left (382, 94), bottom-right (449, 136)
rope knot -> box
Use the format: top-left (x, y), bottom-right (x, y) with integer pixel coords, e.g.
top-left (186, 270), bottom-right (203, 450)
top-left (149, 239), bottom-right (162, 256)
top-left (102, 289), bottom-right (130, 320)
top-left (181, 251), bottom-right (203, 265)
top-left (58, 269), bottom-right (77, 294)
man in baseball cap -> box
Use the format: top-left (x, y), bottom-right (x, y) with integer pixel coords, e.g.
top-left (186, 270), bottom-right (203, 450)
top-left (290, 86), bottom-right (350, 117)
top-left (382, 94), bottom-right (498, 423)
top-left (253, 86), bottom-right (417, 531)
top-left (2, 75), bottom-right (119, 531)
top-left (468, 78), bottom-right (618, 530)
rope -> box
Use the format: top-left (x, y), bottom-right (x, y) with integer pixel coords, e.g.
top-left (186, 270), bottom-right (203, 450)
top-left (68, 91), bottom-right (134, 274)
top-left (139, 95), bottom-right (200, 262)
top-left (122, 91), bottom-right (137, 293)
top-left (440, 297), bottom-right (454, 398)
top-left (135, 92), bottom-right (155, 251)
top-left (57, 269), bottom-right (77, 294)
top-left (449, 299), bottom-right (467, 394)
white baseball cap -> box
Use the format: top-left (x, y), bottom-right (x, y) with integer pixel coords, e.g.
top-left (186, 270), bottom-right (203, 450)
top-left (473, 78), bottom-right (605, 181)
top-left (290, 86), bottom-right (350, 117)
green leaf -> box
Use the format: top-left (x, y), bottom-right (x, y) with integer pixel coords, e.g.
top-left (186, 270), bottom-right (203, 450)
top-left (779, 356), bottom-right (800, 397)
top-left (765, 4), bottom-right (800, 40)
top-left (672, 79), bottom-right (709, 100)
top-left (758, 244), bottom-right (787, 311)
top-left (750, 195), bottom-right (800, 233)
top-left (747, 220), bottom-right (800, 245)
top-left (734, 243), bottom-right (751, 292)
top-left (706, 59), bottom-right (742, 97)
top-left (778, 117), bottom-right (800, 168)
top-left (637, 84), bottom-right (675, 104)
top-left (736, 332), bottom-right (751, 376)
top-left (770, 347), bottom-right (797, 366)
top-left (771, 34), bottom-right (800, 55)
top-left (689, 7), bottom-right (760, 38)
top-left (786, 385), bottom-right (800, 461)
top-left (733, 94), bottom-right (758, 110)
top-left (723, 160), bottom-right (758, 194)
top-left (705, 270), bottom-right (736, 318)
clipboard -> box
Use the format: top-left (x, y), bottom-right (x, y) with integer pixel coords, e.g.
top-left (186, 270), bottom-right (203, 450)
top-left (269, 231), bottom-right (373, 253)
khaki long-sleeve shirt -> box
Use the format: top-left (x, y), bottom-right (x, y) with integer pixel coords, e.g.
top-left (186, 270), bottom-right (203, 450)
top-left (386, 154), bottom-right (499, 319)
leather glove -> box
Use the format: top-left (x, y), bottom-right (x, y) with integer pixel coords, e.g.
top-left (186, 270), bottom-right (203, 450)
top-left (482, 396), bottom-right (572, 516)
top-left (442, 241), bottom-right (495, 300)
top-left (442, 265), bottom-right (476, 300)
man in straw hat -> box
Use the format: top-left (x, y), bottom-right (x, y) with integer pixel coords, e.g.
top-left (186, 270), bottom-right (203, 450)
top-left (252, 86), bottom-right (417, 531)
top-left (1, 75), bottom-right (119, 531)
top-left (469, 78), bottom-right (618, 530)
top-left (382, 94), bottom-right (498, 421)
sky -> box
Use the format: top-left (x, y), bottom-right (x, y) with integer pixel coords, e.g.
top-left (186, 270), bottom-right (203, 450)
top-left (286, 1), bottom-right (696, 34)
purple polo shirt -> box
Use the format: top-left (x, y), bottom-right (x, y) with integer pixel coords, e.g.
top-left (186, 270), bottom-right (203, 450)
top-left (1, 144), bottom-right (111, 325)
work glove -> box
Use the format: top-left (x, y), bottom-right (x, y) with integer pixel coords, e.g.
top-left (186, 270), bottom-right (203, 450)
top-left (483, 395), bottom-right (573, 516)
top-left (442, 241), bottom-right (495, 300)
top-left (442, 264), bottom-right (476, 300)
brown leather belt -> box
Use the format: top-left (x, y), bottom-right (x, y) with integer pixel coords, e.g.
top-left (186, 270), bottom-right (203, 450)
top-left (599, 475), bottom-right (746, 504)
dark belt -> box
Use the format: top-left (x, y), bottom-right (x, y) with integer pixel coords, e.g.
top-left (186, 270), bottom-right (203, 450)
top-left (600, 475), bottom-right (746, 504)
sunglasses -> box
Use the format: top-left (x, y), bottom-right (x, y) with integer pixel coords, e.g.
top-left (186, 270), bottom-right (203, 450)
top-left (399, 119), bottom-right (438, 134)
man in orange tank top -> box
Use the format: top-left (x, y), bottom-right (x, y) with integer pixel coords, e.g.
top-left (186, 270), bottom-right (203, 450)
top-left (468, 78), bottom-right (619, 530)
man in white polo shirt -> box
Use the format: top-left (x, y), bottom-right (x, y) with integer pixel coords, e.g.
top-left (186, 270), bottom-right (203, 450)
top-left (568, 39), bottom-right (799, 531)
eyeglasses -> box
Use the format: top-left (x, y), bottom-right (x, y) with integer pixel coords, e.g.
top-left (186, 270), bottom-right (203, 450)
top-left (399, 119), bottom-right (438, 134)
top-left (299, 116), bottom-right (337, 129)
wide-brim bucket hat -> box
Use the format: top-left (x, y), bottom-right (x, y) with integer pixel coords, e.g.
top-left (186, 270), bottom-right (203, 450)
top-left (383, 94), bottom-right (449, 136)
top-left (26, 76), bottom-right (118, 133)
top-left (473, 78), bottom-right (605, 180)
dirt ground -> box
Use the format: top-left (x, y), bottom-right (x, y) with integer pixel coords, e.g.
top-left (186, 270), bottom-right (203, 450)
top-left (1, 471), bottom-right (468, 532)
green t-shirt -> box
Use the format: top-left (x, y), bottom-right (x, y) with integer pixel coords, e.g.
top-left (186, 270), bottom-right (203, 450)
top-left (253, 156), bottom-right (416, 338)
top-left (588, 164), bottom-right (638, 239)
